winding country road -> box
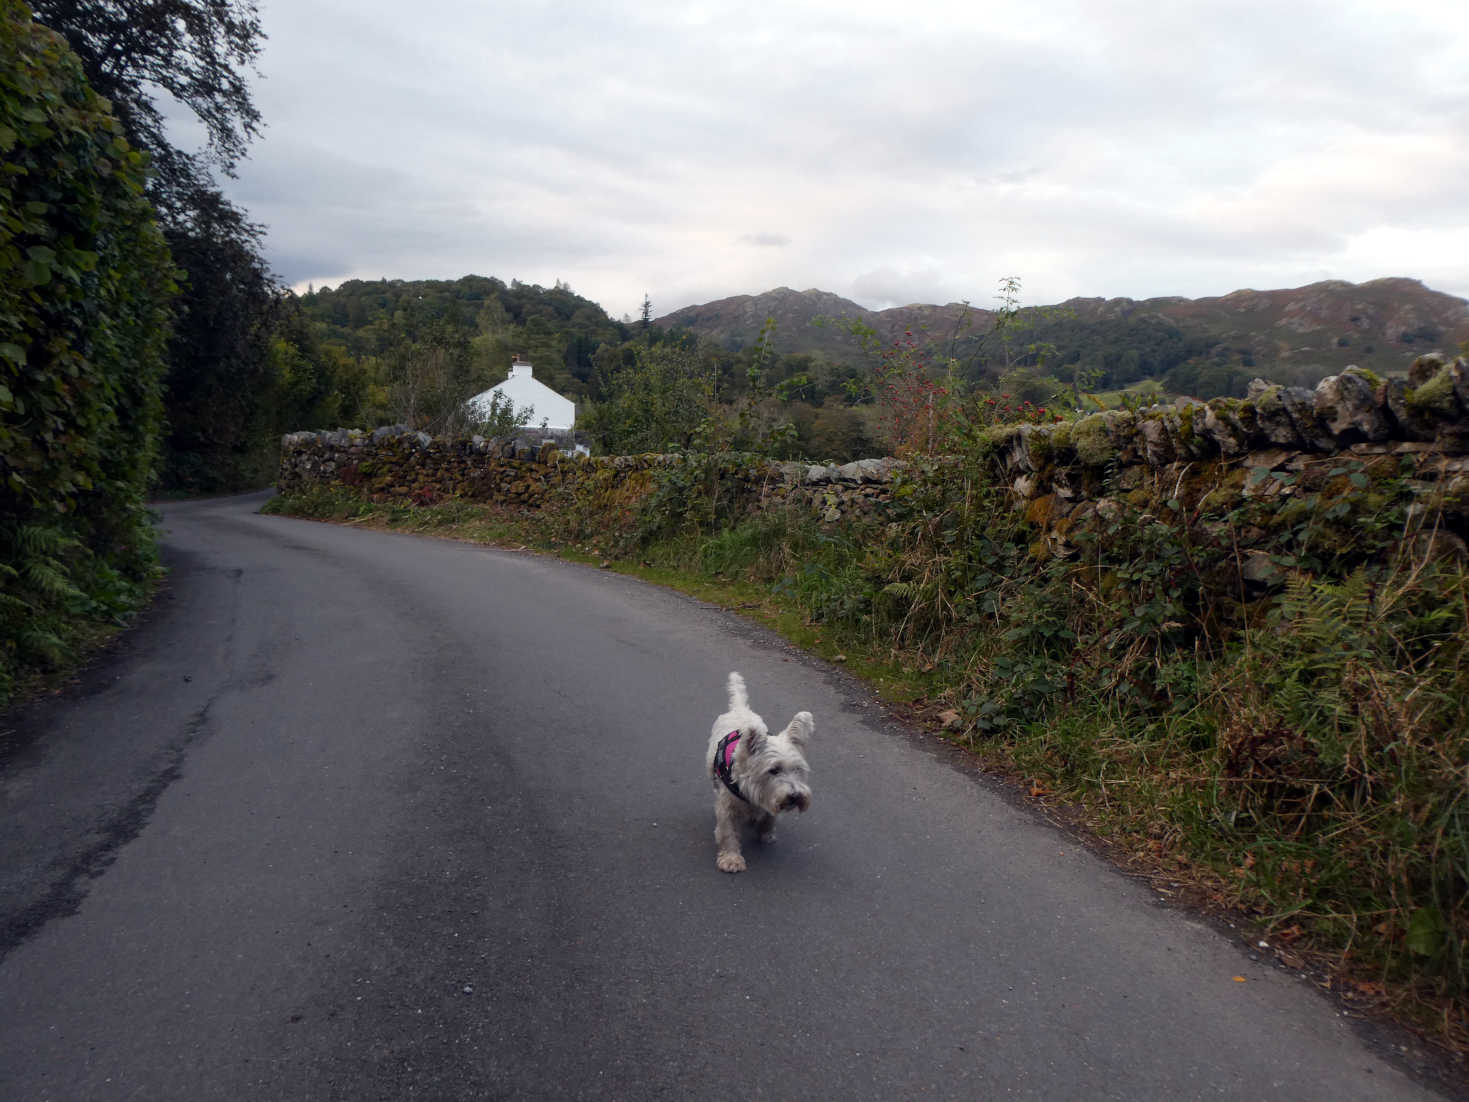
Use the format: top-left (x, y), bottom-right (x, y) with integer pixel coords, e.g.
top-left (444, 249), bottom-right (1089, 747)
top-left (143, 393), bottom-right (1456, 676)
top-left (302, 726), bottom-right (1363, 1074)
top-left (0, 492), bottom-right (1455, 1099)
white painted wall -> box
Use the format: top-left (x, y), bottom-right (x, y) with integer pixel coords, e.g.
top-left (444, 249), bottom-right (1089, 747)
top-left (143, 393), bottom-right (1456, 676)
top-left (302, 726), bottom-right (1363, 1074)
top-left (465, 360), bottom-right (575, 432)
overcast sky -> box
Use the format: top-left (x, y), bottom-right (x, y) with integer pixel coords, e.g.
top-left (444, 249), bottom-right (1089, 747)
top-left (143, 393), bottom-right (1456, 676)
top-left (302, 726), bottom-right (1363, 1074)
top-left (219, 0), bottom-right (1469, 318)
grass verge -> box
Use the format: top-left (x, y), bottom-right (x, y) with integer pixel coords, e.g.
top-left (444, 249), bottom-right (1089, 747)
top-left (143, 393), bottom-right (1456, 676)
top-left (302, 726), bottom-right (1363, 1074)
top-left (263, 483), bottom-right (1469, 1063)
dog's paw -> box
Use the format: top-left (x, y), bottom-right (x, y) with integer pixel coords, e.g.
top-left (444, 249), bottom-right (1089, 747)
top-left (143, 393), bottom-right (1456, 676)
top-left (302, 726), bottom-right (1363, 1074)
top-left (716, 852), bottom-right (747, 873)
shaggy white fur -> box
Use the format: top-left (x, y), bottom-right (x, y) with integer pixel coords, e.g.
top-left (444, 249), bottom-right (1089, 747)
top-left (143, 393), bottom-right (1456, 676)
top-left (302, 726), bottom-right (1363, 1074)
top-left (705, 672), bottom-right (813, 873)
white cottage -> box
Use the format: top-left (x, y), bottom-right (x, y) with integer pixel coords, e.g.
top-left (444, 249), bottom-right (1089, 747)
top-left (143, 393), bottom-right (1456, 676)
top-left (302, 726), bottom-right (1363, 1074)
top-left (466, 356), bottom-right (575, 432)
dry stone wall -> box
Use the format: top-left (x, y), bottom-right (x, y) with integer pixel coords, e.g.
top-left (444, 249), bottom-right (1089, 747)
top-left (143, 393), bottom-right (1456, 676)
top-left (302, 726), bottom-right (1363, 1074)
top-left (279, 355), bottom-right (1469, 559)
top-left (277, 424), bottom-right (907, 518)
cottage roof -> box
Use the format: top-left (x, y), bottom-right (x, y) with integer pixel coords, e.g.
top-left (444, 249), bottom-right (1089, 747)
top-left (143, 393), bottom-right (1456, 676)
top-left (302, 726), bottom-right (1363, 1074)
top-left (465, 357), bottom-right (576, 431)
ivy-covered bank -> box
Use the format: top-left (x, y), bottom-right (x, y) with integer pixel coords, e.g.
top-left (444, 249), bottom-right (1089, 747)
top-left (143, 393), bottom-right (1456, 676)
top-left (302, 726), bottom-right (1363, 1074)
top-left (1, 3), bottom-right (174, 705)
top-left (275, 356), bottom-right (1469, 1051)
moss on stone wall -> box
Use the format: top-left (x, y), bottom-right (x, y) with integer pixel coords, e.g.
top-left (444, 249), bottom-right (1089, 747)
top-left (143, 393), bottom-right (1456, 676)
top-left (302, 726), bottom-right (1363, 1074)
top-left (279, 356), bottom-right (1469, 575)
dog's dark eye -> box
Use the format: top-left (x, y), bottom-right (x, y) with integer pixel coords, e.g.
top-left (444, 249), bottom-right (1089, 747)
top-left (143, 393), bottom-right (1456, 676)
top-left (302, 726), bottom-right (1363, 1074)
top-left (768, 766), bottom-right (782, 776)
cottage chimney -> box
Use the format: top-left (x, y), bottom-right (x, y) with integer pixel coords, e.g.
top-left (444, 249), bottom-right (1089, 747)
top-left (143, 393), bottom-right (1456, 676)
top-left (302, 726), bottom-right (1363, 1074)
top-left (510, 353), bottom-right (532, 378)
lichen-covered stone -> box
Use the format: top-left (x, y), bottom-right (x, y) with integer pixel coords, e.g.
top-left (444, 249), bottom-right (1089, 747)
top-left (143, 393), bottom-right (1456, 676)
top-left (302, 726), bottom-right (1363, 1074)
top-left (1201, 399), bottom-right (1253, 456)
top-left (1451, 358), bottom-right (1469, 414)
top-left (1263, 385), bottom-right (1333, 450)
top-left (1072, 413), bottom-right (1114, 467)
top-left (1408, 353), bottom-right (1447, 388)
top-left (1018, 423), bottom-right (1067, 471)
top-left (849, 457), bottom-right (898, 483)
top-left (1314, 368), bottom-right (1391, 443)
top-left (1405, 365), bottom-right (1462, 419)
top-left (1379, 377), bottom-right (1439, 442)
top-left (1170, 399), bottom-right (1225, 459)
top-left (994, 425), bottom-right (1034, 474)
top-left (1137, 412), bottom-right (1177, 465)
top-left (1249, 384), bottom-right (1302, 448)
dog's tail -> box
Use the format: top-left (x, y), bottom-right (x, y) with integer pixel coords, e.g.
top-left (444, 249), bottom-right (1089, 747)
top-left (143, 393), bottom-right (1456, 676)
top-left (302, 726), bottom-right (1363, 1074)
top-left (726, 671), bottom-right (749, 712)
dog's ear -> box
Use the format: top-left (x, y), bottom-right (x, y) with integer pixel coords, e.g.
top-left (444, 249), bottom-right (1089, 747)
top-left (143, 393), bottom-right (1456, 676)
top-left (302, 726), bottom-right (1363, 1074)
top-left (786, 711), bottom-right (814, 748)
top-left (741, 725), bottom-right (765, 755)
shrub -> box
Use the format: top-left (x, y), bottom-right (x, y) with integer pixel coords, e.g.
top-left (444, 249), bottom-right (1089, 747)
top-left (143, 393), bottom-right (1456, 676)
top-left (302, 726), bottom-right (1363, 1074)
top-left (0, 1), bottom-right (175, 702)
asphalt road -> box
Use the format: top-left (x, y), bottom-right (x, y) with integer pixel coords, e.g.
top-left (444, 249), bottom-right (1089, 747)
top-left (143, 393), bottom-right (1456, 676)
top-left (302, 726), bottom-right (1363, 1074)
top-left (0, 491), bottom-right (1456, 1100)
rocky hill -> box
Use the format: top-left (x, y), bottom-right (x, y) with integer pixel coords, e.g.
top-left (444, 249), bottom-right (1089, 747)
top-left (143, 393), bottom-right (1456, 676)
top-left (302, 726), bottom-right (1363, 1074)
top-left (655, 288), bottom-right (986, 360)
top-left (656, 278), bottom-right (1469, 385)
top-left (1059, 277), bottom-right (1469, 372)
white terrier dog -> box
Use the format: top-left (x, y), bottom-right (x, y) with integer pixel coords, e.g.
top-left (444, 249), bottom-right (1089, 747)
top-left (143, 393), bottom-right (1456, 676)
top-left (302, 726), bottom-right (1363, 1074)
top-left (706, 672), bottom-right (813, 873)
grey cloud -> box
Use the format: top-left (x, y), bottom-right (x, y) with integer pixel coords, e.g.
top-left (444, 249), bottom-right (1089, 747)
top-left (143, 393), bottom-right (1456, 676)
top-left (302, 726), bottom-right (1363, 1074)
top-left (224, 0), bottom-right (1469, 316)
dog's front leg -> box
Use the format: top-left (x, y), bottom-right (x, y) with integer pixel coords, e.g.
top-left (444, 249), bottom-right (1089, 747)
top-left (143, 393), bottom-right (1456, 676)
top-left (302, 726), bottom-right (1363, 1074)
top-left (756, 812), bottom-right (777, 845)
top-left (714, 805), bottom-right (746, 873)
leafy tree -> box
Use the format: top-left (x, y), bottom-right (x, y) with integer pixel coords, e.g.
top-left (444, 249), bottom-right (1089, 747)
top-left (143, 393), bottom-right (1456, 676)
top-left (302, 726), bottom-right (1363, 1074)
top-left (295, 277), bottom-right (634, 425)
top-left (581, 344), bottom-right (718, 454)
top-left (28, 0), bottom-right (263, 217)
top-left (268, 298), bottom-right (361, 432)
top-left (464, 391), bottom-right (531, 438)
top-left (158, 187), bottom-right (278, 489)
top-left (1, 0), bottom-right (175, 700)
top-left (384, 324), bottom-right (489, 436)
top-left (31, 0), bottom-right (281, 489)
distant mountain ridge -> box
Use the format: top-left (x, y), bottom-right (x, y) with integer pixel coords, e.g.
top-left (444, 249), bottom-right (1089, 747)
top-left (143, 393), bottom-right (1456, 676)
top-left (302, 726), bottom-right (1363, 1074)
top-left (655, 278), bottom-right (1469, 380)
top-left (654, 287), bottom-right (985, 360)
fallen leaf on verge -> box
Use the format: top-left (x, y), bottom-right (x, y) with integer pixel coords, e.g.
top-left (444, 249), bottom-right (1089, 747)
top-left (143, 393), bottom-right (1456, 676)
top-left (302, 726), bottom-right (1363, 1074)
top-left (1029, 781), bottom-right (1050, 798)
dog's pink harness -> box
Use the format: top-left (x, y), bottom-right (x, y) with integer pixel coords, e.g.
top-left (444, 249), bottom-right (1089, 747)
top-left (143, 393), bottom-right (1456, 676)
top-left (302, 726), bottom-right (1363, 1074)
top-left (714, 731), bottom-right (752, 804)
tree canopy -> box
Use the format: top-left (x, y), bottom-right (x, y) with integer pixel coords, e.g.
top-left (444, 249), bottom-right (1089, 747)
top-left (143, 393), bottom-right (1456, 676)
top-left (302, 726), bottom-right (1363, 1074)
top-left (29, 0), bottom-right (293, 490)
top-left (28, 0), bottom-right (263, 216)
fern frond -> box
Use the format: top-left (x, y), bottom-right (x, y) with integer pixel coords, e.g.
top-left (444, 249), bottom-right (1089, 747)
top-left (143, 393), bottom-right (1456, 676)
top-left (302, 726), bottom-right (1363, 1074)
top-left (16, 525), bottom-right (79, 557)
top-left (0, 592), bottom-right (33, 613)
top-left (17, 628), bottom-right (70, 665)
top-left (23, 560), bottom-right (85, 601)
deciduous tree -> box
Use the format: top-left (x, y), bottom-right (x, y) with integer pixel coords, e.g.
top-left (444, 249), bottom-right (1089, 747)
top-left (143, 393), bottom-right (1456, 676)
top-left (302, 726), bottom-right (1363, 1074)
top-left (31, 0), bottom-right (283, 489)
top-left (28, 0), bottom-right (263, 216)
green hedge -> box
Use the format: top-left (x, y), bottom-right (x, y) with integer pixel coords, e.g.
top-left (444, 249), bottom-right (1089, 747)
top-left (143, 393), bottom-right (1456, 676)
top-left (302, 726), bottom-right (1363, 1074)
top-left (0, 0), bottom-right (175, 702)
